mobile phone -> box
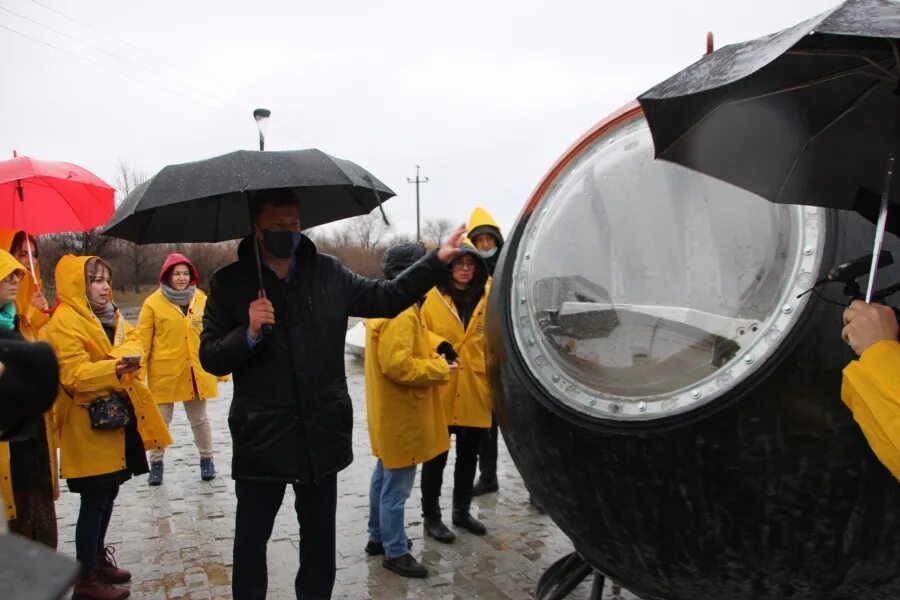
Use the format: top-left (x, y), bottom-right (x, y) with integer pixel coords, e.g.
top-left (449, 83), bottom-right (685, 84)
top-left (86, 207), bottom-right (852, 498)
top-left (122, 355), bottom-right (141, 364)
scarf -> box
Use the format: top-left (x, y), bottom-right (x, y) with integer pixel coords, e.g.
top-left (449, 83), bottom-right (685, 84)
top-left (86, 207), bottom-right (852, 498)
top-left (90, 299), bottom-right (117, 328)
top-left (0, 303), bottom-right (16, 332)
top-left (161, 284), bottom-right (196, 308)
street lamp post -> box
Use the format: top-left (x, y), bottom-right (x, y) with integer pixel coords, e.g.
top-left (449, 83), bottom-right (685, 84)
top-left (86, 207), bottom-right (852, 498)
top-left (253, 108), bottom-right (271, 151)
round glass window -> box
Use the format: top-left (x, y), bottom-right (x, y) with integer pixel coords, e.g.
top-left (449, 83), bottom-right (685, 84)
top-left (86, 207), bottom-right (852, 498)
top-left (511, 112), bottom-right (825, 421)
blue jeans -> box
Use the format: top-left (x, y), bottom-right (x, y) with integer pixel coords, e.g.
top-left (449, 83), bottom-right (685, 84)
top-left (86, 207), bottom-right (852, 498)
top-left (367, 460), bottom-right (417, 558)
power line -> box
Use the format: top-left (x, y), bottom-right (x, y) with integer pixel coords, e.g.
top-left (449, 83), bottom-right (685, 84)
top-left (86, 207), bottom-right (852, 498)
top-left (0, 23), bottom-right (220, 106)
top-left (29, 0), bottom-right (224, 89)
top-left (0, 4), bottom-right (236, 108)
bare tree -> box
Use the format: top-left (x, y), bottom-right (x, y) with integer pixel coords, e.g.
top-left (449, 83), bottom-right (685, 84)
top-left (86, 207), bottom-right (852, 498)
top-left (421, 218), bottom-right (455, 246)
top-left (341, 213), bottom-right (392, 255)
top-left (114, 161), bottom-right (151, 292)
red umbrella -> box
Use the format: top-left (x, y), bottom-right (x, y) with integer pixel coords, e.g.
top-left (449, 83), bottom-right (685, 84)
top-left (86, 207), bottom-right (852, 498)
top-left (0, 154), bottom-right (115, 235)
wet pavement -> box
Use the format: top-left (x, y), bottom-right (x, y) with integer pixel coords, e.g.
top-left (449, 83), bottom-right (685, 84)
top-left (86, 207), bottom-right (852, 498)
top-left (56, 353), bottom-right (642, 599)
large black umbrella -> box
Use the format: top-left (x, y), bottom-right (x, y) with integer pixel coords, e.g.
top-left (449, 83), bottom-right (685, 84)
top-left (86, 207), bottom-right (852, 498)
top-left (103, 148), bottom-right (395, 243)
top-left (638, 0), bottom-right (900, 300)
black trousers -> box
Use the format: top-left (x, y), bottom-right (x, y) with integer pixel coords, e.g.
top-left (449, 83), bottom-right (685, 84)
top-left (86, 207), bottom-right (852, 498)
top-left (421, 426), bottom-right (488, 519)
top-left (476, 417), bottom-right (499, 482)
top-left (75, 486), bottom-right (119, 571)
top-left (233, 474), bottom-right (337, 600)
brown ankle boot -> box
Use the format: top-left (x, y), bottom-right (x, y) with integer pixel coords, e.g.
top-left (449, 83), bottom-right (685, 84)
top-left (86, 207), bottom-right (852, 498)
top-left (72, 568), bottom-right (131, 600)
top-left (96, 546), bottom-right (132, 584)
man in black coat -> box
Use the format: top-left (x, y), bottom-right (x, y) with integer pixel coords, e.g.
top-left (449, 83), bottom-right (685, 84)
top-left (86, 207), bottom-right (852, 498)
top-left (199, 189), bottom-right (464, 600)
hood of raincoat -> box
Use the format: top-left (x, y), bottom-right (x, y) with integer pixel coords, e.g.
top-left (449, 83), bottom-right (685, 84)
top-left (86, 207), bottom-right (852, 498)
top-left (0, 248), bottom-right (25, 284)
top-left (55, 254), bottom-right (112, 323)
top-left (159, 253), bottom-right (200, 286)
top-left (0, 229), bottom-right (42, 315)
top-left (381, 242), bottom-right (427, 280)
top-left (439, 240), bottom-right (488, 294)
top-left (467, 207), bottom-right (504, 248)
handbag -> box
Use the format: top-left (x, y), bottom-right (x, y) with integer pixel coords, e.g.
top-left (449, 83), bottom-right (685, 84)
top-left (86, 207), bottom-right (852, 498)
top-left (87, 392), bottom-right (132, 430)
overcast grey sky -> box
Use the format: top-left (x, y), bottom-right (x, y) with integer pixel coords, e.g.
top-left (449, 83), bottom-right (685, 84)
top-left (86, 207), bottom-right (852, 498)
top-left (1, 0), bottom-right (838, 239)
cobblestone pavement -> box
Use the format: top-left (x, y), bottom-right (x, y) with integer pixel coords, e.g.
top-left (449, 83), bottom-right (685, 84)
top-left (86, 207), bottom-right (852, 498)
top-left (56, 354), bottom-right (642, 600)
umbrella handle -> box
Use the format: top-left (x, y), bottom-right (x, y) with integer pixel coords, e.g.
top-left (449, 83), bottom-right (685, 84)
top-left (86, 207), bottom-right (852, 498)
top-left (247, 194), bottom-right (272, 336)
top-left (865, 154), bottom-right (894, 302)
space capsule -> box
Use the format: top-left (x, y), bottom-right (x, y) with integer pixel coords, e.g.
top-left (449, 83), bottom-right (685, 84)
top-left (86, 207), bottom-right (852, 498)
top-left (487, 103), bottom-right (900, 600)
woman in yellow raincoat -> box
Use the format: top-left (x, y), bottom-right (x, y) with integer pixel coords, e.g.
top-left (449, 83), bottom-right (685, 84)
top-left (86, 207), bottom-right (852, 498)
top-left (364, 243), bottom-right (452, 578)
top-left (137, 253), bottom-right (220, 485)
top-left (420, 242), bottom-right (492, 542)
top-left (841, 299), bottom-right (900, 479)
top-left (45, 255), bottom-right (171, 600)
top-left (0, 248), bottom-right (59, 549)
top-left (0, 229), bottom-right (51, 342)
top-left (466, 207), bottom-right (505, 497)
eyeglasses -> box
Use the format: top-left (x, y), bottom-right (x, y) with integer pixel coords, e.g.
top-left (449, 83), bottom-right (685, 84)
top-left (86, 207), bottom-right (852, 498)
top-left (452, 260), bottom-right (477, 271)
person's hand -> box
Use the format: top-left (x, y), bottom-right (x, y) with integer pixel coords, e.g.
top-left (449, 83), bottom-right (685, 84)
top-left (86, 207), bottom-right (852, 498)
top-left (842, 300), bottom-right (899, 355)
top-left (436, 224), bottom-right (467, 265)
top-left (115, 359), bottom-right (141, 377)
top-left (448, 360), bottom-right (459, 370)
top-left (248, 292), bottom-right (275, 339)
top-left (31, 291), bottom-right (48, 312)
top-left (0, 360), bottom-right (4, 380)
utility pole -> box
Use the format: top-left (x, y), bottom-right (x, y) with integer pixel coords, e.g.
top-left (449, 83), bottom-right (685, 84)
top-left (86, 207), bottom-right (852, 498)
top-left (253, 108), bottom-right (271, 151)
top-left (406, 165), bottom-right (429, 241)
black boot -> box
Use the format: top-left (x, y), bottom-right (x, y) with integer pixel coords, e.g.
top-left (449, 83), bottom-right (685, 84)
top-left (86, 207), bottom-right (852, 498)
top-left (383, 553), bottom-right (428, 578)
top-left (452, 509), bottom-right (487, 535)
top-left (423, 517), bottom-right (456, 543)
top-left (472, 477), bottom-right (499, 496)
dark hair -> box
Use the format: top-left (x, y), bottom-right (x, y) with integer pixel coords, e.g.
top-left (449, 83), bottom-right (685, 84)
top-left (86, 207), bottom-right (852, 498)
top-left (85, 257), bottom-right (113, 284)
top-left (249, 188), bottom-right (300, 224)
top-left (10, 231), bottom-right (36, 256)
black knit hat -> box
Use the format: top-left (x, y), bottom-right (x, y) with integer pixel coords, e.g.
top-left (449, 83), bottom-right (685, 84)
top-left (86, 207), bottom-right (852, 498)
top-left (382, 242), bottom-right (426, 280)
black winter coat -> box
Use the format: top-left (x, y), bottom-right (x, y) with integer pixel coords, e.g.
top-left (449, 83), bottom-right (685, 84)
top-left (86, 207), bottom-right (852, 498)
top-left (199, 235), bottom-right (446, 484)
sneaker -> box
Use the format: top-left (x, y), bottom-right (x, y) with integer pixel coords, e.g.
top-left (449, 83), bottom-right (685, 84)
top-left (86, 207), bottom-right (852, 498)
top-left (96, 546), bottom-right (131, 584)
top-left (72, 568), bottom-right (130, 600)
top-left (147, 461), bottom-right (163, 486)
top-left (364, 538), bottom-right (412, 556)
top-left (472, 478), bottom-right (499, 496)
top-left (382, 553), bottom-right (428, 578)
top-left (423, 517), bottom-right (456, 544)
top-left (200, 457), bottom-right (216, 481)
top-left (452, 510), bottom-right (487, 535)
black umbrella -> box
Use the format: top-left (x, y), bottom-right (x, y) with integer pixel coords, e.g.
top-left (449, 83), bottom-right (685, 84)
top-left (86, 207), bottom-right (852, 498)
top-left (104, 148), bottom-right (394, 243)
top-left (103, 148), bottom-right (395, 308)
top-left (638, 0), bottom-right (900, 300)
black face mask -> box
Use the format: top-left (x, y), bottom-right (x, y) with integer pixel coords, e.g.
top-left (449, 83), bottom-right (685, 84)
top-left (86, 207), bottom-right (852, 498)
top-left (261, 230), bottom-right (302, 258)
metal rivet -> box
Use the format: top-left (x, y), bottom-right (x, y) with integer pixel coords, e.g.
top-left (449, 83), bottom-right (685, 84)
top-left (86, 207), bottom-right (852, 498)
top-left (589, 398), bottom-right (597, 407)
top-left (743, 354), bottom-right (754, 364)
top-left (637, 401), bottom-right (647, 412)
top-left (609, 402), bottom-right (619, 412)
top-left (691, 389), bottom-right (702, 399)
top-left (782, 304), bottom-right (793, 314)
top-left (527, 338), bottom-right (535, 346)
top-left (551, 374), bottom-right (560, 383)
top-left (525, 253), bottom-right (532, 260)
top-left (519, 296), bottom-right (526, 305)
top-left (803, 246), bottom-right (814, 256)
top-left (541, 209), bottom-right (548, 216)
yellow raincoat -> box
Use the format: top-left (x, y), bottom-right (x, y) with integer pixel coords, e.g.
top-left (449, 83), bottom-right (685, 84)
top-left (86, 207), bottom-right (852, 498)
top-left (44, 255), bottom-right (171, 480)
top-left (365, 306), bottom-right (451, 469)
top-left (137, 288), bottom-right (219, 404)
top-left (842, 339), bottom-right (900, 479)
top-left (0, 229), bottom-right (50, 342)
top-left (421, 278), bottom-right (492, 428)
top-left (0, 249), bottom-right (58, 520)
top-left (467, 207), bottom-right (503, 242)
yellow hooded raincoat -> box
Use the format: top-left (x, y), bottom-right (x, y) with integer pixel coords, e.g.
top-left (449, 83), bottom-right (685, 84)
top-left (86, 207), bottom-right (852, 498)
top-left (467, 207), bottom-right (503, 242)
top-left (44, 255), bottom-right (172, 480)
top-left (0, 229), bottom-right (50, 342)
top-left (842, 339), bottom-right (900, 479)
top-left (421, 253), bottom-right (492, 429)
top-left (137, 288), bottom-right (219, 404)
top-left (0, 249), bottom-right (61, 520)
top-left (365, 306), bottom-right (451, 469)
